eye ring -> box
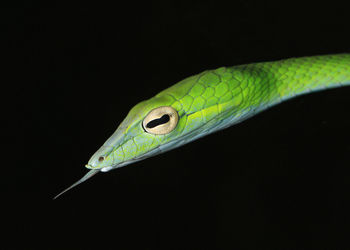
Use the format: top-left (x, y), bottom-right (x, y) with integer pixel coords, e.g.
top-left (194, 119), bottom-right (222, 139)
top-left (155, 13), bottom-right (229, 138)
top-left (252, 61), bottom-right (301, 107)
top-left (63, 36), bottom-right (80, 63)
top-left (142, 106), bottom-right (178, 135)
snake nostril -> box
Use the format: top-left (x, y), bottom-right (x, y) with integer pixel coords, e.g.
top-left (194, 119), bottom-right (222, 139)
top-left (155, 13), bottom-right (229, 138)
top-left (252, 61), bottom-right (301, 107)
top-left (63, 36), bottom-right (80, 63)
top-left (98, 156), bottom-right (105, 162)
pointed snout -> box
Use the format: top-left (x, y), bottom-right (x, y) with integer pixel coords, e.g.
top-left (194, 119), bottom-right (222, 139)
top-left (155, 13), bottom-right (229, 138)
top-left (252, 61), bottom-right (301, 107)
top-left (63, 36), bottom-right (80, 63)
top-left (86, 145), bottom-right (114, 169)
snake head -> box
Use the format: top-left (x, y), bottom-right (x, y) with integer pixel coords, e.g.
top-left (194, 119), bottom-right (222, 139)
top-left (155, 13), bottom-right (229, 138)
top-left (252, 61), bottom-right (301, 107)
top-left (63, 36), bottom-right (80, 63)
top-left (86, 68), bottom-right (239, 172)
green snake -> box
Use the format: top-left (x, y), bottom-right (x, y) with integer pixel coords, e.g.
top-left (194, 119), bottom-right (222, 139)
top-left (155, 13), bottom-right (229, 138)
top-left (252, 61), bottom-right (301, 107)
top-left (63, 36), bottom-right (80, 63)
top-left (55, 54), bottom-right (350, 198)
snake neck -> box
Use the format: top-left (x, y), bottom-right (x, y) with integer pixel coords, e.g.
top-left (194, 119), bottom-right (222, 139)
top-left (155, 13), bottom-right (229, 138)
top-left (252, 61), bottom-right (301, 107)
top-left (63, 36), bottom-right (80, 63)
top-left (204, 53), bottom-right (350, 127)
top-left (237, 54), bottom-right (350, 108)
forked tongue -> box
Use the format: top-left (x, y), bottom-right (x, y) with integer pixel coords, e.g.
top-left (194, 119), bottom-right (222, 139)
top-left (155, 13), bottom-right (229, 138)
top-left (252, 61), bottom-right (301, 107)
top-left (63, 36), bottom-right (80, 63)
top-left (53, 169), bottom-right (100, 199)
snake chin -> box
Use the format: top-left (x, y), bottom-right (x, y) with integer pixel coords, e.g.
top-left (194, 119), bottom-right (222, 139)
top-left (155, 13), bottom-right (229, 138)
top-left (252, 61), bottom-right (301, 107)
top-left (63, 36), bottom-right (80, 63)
top-left (101, 166), bottom-right (113, 172)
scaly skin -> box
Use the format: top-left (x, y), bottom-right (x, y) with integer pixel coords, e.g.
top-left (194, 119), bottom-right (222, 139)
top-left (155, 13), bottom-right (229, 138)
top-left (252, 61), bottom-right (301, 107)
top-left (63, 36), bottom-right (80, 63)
top-left (55, 54), bottom-right (350, 198)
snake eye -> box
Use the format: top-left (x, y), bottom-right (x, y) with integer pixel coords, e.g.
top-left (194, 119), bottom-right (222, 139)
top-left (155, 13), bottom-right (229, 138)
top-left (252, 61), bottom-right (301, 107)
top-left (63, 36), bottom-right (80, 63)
top-left (142, 106), bottom-right (178, 135)
top-left (98, 156), bottom-right (105, 162)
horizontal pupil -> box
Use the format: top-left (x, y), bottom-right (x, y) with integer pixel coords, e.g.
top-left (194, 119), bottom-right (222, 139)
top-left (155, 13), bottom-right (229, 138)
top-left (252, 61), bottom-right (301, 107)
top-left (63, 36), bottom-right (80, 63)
top-left (146, 114), bottom-right (170, 128)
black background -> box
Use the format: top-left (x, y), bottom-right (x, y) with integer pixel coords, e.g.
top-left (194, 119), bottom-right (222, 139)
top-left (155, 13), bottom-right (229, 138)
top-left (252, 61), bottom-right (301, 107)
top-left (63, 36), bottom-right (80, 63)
top-left (3, 1), bottom-right (350, 249)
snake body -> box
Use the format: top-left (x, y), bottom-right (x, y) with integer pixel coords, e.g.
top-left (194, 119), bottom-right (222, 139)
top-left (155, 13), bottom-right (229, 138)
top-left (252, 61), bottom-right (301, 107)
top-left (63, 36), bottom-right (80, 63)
top-left (55, 54), bottom-right (350, 198)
